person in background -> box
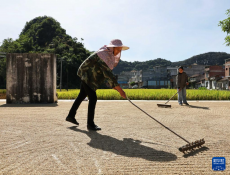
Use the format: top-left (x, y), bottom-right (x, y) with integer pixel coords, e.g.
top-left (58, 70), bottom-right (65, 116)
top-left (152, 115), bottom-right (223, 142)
top-left (176, 66), bottom-right (189, 106)
top-left (66, 39), bottom-right (129, 130)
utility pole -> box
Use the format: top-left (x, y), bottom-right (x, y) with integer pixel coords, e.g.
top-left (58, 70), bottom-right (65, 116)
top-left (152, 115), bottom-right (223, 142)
top-left (60, 57), bottom-right (63, 91)
top-left (56, 57), bottom-right (64, 92)
top-left (58, 57), bottom-right (69, 92)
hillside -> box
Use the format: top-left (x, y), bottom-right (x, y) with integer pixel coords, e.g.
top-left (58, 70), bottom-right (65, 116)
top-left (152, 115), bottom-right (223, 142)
top-left (113, 52), bottom-right (230, 74)
top-left (113, 58), bottom-right (171, 74)
top-left (171, 52), bottom-right (230, 66)
top-left (0, 16), bottom-right (91, 89)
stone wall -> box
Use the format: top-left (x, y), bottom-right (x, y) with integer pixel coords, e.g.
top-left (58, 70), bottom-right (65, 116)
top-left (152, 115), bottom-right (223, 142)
top-left (6, 53), bottom-right (57, 103)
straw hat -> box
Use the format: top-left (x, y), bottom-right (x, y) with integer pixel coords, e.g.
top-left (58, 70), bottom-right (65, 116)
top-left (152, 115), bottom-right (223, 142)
top-left (106, 39), bottom-right (129, 50)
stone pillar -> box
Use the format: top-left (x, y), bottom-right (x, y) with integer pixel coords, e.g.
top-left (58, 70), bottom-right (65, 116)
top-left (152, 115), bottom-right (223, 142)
top-left (6, 53), bottom-right (57, 103)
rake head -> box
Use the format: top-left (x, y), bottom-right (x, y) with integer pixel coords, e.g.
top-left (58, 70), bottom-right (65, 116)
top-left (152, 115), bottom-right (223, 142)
top-left (179, 139), bottom-right (205, 153)
top-left (157, 104), bottom-right (171, 108)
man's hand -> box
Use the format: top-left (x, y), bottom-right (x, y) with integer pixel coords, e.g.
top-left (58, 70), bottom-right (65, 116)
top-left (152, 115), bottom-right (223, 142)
top-left (114, 86), bottom-right (127, 99)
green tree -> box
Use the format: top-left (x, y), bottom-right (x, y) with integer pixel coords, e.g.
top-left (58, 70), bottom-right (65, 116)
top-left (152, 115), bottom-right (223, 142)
top-left (130, 81), bottom-right (136, 86)
top-left (219, 9), bottom-right (230, 46)
top-left (0, 16), bottom-right (92, 89)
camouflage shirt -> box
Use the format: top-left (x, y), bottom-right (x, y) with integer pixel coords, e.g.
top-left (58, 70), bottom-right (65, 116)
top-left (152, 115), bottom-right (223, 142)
top-left (77, 53), bottom-right (119, 91)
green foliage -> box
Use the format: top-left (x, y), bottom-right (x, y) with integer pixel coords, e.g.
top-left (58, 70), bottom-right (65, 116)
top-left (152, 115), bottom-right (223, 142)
top-left (113, 58), bottom-right (171, 74)
top-left (2, 89), bottom-right (230, 100)
top-left (55, 89), bottom-right (230, 100)
top-left (0, 16), bottom-right (91, 89)
top-left (219, 9), bottom-right (230, 46)
top-left (0, 89), bottom-right (6, 93)
top-left (130, 81), bottom-right (136, 86)
top-left (0, 89), bottom-right (6, 99)
top-left (170, 52), bottom-right (230, 67)
top-left (198, 87), bottom-right (207, 90)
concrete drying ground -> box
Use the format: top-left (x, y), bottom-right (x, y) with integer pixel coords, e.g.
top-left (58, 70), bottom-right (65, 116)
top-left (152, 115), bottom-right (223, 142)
top-left (0, 100), bottom-right (229, 174)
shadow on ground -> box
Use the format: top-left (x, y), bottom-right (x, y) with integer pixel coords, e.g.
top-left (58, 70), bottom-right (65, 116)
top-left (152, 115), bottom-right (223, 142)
top-left (0, 103), bottom-right (58, 107)
top-left (68, 126), bottom-right (177, 162)
top-left (184, 105), bottom-right (209, 110)
top-left (183, 146), bottom-right (209, 158)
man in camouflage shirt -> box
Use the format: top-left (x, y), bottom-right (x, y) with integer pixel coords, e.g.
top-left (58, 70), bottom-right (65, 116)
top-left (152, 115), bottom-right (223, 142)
top-left (66, 39), bottom-right (129, 131)
top-left (77, 52), bottom-right (119, 91)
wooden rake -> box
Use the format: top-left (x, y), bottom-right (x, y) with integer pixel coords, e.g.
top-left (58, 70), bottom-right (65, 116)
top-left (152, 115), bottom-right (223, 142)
top-left (157, 91), bottom-right (179, 108)
top-left (127, 96), bottom-right (205, 153)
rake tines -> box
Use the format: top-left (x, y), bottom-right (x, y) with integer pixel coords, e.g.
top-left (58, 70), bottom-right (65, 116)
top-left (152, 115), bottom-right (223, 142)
top-left (179, 139), bottom-right (205, 153)
top-left (127, 97), bottom-right (206, 153)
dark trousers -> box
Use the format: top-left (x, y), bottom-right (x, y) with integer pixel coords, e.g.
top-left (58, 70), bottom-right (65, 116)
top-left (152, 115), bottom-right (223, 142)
top-left (177, 87), bottom-right (187, 104)
top-left (68, 81), bottom-right (97, 126)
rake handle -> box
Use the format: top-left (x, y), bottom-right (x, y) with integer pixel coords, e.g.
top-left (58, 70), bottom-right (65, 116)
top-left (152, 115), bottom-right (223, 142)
top-left (164, 91), bottom-right (179, 105)
top-left (127, 97), bottom-right (190, 144)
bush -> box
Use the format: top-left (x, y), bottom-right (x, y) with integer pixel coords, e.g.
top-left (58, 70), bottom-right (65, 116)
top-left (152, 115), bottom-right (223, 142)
top-left (198, 87), bottom-right (207, 90)
top-left (130, 81), bottom-right (136, 86)
top-left (56, 89), bottom-right (230, 100)
top-left (1, 89), bottom-right (230, 100)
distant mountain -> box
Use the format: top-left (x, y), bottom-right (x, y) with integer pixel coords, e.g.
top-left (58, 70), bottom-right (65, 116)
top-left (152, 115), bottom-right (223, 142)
top-left (113, 52), bottom-right (230, 74)
top-left (171, 52), bottom-right (230, 66)
top-left (113, 58), bottom-right (171, 74)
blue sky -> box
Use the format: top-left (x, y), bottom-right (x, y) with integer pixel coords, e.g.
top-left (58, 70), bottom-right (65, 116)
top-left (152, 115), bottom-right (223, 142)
top-left (0, 0), bottom-right (230, 62)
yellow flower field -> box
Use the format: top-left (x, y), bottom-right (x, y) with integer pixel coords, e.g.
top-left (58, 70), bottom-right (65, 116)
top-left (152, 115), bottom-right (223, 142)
top-left (56, 89), bottom-right (230, 100)
top-left (1, 89), bottom-right (230, 100)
